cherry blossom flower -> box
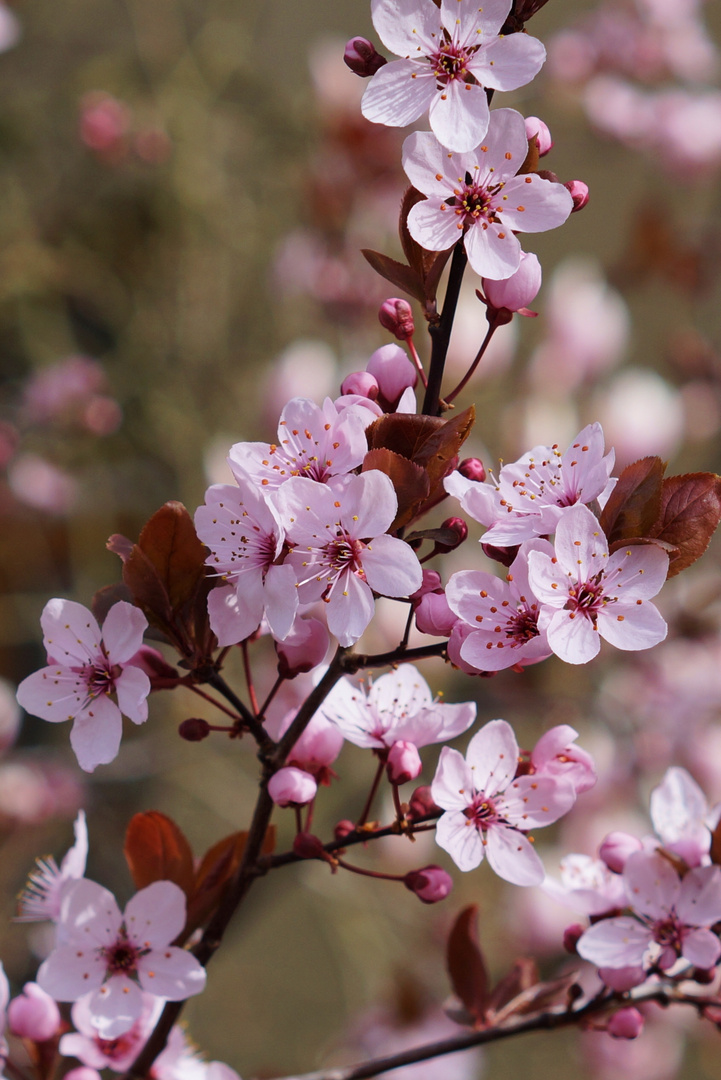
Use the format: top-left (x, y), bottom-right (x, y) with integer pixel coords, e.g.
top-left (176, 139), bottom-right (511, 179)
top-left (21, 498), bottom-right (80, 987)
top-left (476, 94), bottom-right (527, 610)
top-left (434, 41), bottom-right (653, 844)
top-left (8, 983), bottom-right (61, 1041)
top-left (444, 422), bottom-right (615, 546)
top-left (17, 809), bottom-right (88, 922)
top-left (527, 504), bottom-right (669, 664)
top-left (402, 110), bottom-right (573, 280)
top-left (320, 664), bottom-right (475, 750)
top-left (227, 397), bottom-right (369, 493)
top-left (268, 767), bottom-right (318, 807)
top-left (16, 600), bottom-right (150, 773)
top-left (37, 879), bottom-right (206, 1038)
top-left (277, 471), bottom-right (422, 647)
top-left (530, 724), bottom-right (597, 794)
top-left (195, 477), bottom-right (297, 646)
top-left (445, 540), bottom-right (554, 671)
top-left (431, 719), bottom-right (576, 884)
top-left (649, 766), bottom-right (717, 867)
top-left (543, 853), bottom-right (626, 916)
top-left (362, 0), bottom-right (546, 152)
top-left (60, 994), bottom-right (163, 1071)
top-left (577, 850), bottom-right (721, 971)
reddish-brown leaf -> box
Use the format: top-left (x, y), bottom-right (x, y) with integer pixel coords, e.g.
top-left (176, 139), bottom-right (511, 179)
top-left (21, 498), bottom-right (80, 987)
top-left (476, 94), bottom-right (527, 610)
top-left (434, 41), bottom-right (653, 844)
top-left (138, 502), bottom-right (207, 613)
top-left (184, 825), bottom-right (276, 939)
top-left (710, 818), bottom-right (721, 866)
top-left (446, 905), bottom-right (489, 1026)
top-left (362, 249), bottom-right (426, 304)
top-left (648, 472), bottom-right (721, 577)
top-left (362, 448), bottom-right (430, 531)
top-left (122, 545), bottom-right (174, 631)
top-left (91, 582), bottom-right (134, 625)
top-left (124, 812), bottom-right (195, 897)
top-left (487, 957), bottom-right (539, 1016)
top-left (599, 456), bottom-right (665, 544)
top-left (399, 187), bottom-right (428, 279)
top-left (366, 407), bottom-right (475, 491)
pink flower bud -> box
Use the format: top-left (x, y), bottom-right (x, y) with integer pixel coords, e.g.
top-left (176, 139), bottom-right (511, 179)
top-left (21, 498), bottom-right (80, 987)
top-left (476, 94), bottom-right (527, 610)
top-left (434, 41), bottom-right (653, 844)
top-left (334, 819), bottom-right (356, 840)
top-left (178, 718), bottom-right (210, 742)
top-left (598, 966), bottom-right (646, 992)
top-left (340, 371), bottom-right (379, 400)
top-left (459, 457), bottom-right (486, 483)
top-left (435, 517), bottom-right (468, 553)
top-left (481, 542), bottom-right (519, 568)
top-left (64, 1070), bottom-right (102, 1080)
top-left (387, 741), bottom-right (422, 785)
top-left (275, 617), bottom-right (330, 679)
top-left (607, 1007), bottom-right (644, 1040)
top-left (598, 831), bottom-right (643, 874)
top-left (407, 785), bottom-right (440, 822)
top-left (8, 983), bottom-right (61, 1042)
top-left (565, 179), bottom-right (589, 212)
top-left (404, 865), bottom-right (453, 904)
top-left (414, 591), bottom-right (457, 637)
top-left (290, 713), bottom-right (344, 772)
top-left (483, 252), bottom-right (542, 315)
top-left (366, 344), bottom-right (417, 409)
top-left (343, 37), bottom-right (387, 77)
top-left (524, 116), bottom-right (554, 156)
top-left (125, 645), bottom-right (179, 689)
top-left (563, 923), bottom-right (585, 954)
top-left (410, 569), bottom-right (443, 603)
top-left (268, 766), bottom-right (317, 807)
top-left (530, 725), bottom-right (596, 795)
top-left (378, 298), bottom-right (415, 341)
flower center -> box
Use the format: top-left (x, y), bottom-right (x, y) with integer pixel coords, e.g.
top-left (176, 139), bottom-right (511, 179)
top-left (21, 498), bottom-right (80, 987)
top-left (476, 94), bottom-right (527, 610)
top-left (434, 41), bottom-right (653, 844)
top-left (82, 660), bottom-right (120, 698)
top-left (652, 915), bottom-right (682, 952)
top-left (566, 577), bottom-right (607, 619)
top-left (102, 934), bottom-right (142, 977)
top-left (508, 606), bottom-right (539, 642)
top-left (431, 42), bottom-right (472, 83)
top-left (465, 793), bottom-right (501, 829)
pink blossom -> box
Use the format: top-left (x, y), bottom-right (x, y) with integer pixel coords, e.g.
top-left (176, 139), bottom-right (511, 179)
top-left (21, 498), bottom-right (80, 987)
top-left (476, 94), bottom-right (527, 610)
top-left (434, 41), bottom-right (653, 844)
top-left (445, 540), bottom-right (554, 671)
top-left (268, 766), bottom-right (317, 807)
top-left (482, 251), bottom-right (542, 315)
top-left (527, 504), bottom-right (669, 664)
top-left (402, 111), bottom-right (573, 280)
top-left (387, 741), bottom-right (423, 785)
top-left (362, 0), bottom-right (546, 152)
top-left (403, 866), bottom-right (453, 904)
top-left (17, 809), bottom-right (88, 921)
top-left (8, 983), bottom-right (61, 1041)
top-left (0, 962), bottom-right (8, 1059)
top-left (17, 600), bottom-right (150, 773)
top-left (599, 831), bottom-right (644, 874)
top-left (194, 478), bottom-right (297, 646)
top-left (320, 664), bottom-right (475, 750)
top-left (227, 397), bottom-right (369, 493)
top-left (607, 1007), bottom-right (645, 1040)
top-left (444, 422), bottom-right (615, 546)
top-left (431, 719), bottom-right (576, 884)
top-left (365, 344), bottom-right (417, 410)
top-left (530, 724), bottom-right (597, 794)
top-left (578, 851), bottom-right (721, 972)
top-left (649, 766), bottom-right (714, 867)
top-left (37, 879), bottom-right (206, 1038)
top-left (543, 853), bottom-right (626, 916)
top-left (277, 471), bottom-right (422, 647)
top-left (60, 994), bottom-right (162, 1071)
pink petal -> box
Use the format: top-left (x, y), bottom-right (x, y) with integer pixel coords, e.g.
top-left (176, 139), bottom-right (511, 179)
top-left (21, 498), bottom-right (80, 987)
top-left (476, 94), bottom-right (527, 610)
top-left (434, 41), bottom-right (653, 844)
top-left (86, 975), bottom-right (144, 1038)
top-left (435, 809), bottom-right (484, 871)
top-left (495, 175), bottom-right (573, 233)
top-left (40, 599), bottom-right (102, 666)
top-left (363, 534), bottom-right (423, 597)
top-left (597, 601), bottom-right (667, 651)
top-left (503, 775), bottom-right (576, 828)
top-left (371, 0), bottom-right (442, 56)
top-left (545, 608), bottom-right (601, 664)
top-left (125, 881), bottom-right (187, 948)
top-left (464, 218), bottom-right (521, 279)
top-left (326, 572), bottom-right (375, 648)
top-left (681, 927), bottom-right (721, 969)
top-left (553, 504), bottom-right (608, 575)
top-left (346, 471), bottom-right (398, 539)
top-left (263, 562), bottom-right (299, 642)
top-left (70, 697), bottom-right (124, 773)
top-left (17, 666), bottom-right (88, 724)
top-left (115, 666), bottom-right (150, 725)
top-left (605, 543), bottom-right (669, 600)
top-left (101, 602), bottom-right (147, 664)
top-left (137, 946), bottom-right (206, 1001)
top-left (577, 917), bottom-right (651, 968)
top-left (623, 851), bottom-right (679, 920)
top-left (207, 582), bottom-right (263, 646)
top-left (37, 945), bottom-right (106, 1001)
top-left (468, 33), bottom-right (545, 92)
top-left (428, 79), bottom-right (489, 153)
top-left (407, 198), bottom-right (464, 253)
top-left (485, 825), bottom-right (545, 886)
top-left (677, 866), bottom-right (721, 927)
top-left (59, 879), bottom-right (123, 944)
top-left (465, 719), bottom-right (518, 796)
top-left (431, 746), bottom-right (475, 811)
top-left (474, 108), bottom-right (530, 180)
top-left (362, 59), bottom-right (436, 128)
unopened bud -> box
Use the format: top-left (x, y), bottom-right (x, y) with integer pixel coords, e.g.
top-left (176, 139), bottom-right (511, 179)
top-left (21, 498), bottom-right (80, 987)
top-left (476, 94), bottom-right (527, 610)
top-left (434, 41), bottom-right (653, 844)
top-left (334, 819), bottom-right (356, 841)
top-left (482, 542), bottom-right (519, 567)
top-left (565, 179), bottom-right (589, 212)
top-left (459, 457), bottom-right (486, 483)
top-left (404, 865), bottom-right (453, 904)
top-left (268, 766), bottom-right (317, 807)
top-left (415, 591), bottom-right (457, 637)
top-left (483, 252), bottom-right (542, 317)
top-left (598, 831), bottom-right (642, 874)
top-left (178, 718), bottom-right (210, 741)
top-left (410, 569), bottom-right (443, 603)
top-left (378, 298), bottom-right (415, 341)
top-left (8, 983), bottom-right (61, 1042)
top-left (344, 37), bottom-right (387, 77)
top-left (292, 832), bottom-right (327, 860)
top-left (435, 517), bottom-right (468, 553)
top-left (387, 741), bottom-right (422, 785)
top-left (366, 343), bottom-right (417, 409)
top-left (524, 116), bottom-right (553, 156)
top-left (607, 1007), bottom-right (644, 1040)
top-left (562, 923), bottom-right (585, 954)
top-left (407, 785), bottom-right (440, 822)
top-left (340, 371), bottom-right (379, 400)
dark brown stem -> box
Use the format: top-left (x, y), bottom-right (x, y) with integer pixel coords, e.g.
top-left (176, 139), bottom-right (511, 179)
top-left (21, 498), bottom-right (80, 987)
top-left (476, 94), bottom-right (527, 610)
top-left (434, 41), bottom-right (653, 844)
top-left (422, 242), bottom-right (467, 417)
top-left (206, 671), bottom-right (273, 753)
top-left (187, 684), bottom-right (241, 722)
top-left (261, 817), bottom-right (440, 871)
top-left (341, 641), bottom-right (447, 675)
top-left (356, 758), bottom-right (386, 828)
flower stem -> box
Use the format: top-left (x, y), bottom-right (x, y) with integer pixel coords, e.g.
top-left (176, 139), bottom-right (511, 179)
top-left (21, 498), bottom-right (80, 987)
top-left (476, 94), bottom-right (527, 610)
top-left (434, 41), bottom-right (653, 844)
top-left (444, 312), bottom-right (501, 405)
top-left (422, 242), bottom-right (467, 417)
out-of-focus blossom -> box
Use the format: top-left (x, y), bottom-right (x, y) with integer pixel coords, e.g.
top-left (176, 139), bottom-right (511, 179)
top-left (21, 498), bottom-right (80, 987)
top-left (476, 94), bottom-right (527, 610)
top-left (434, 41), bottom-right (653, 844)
top-left (22, 357), bottom-right (120, 433)
top-left (79, 93), bottom-right (131, 159)
top-left (0, 1), bottom-right (19, 51)
top-left (8, 454), bottom-right (79, 514)
top-left (60, 994), bottom-right (163, 1071)
top-left (265, 706), bottom-right (343, 779)
top-left (594, 368), bottom-right (684, 465)
top-left (275, 617), bottom-right (330, 679)
top-left (0, 761), bottom-right (83, 825)
top-left (543, 853), bottom-right (626, 916)
top-left (18, 809), bottom-right (88, 922)
top-left (531, 725), bottom-right (597, 794)
top-left (268, 766), bottom-right (317, 807)
top-left (598, 831), bottom-right (644, 874)
top-left (607, 1007), bottom-right (645, 1040)
top-left (8, 983), bottom-right (62, 1042)
top-left (649, 766), bottom-right (715, 868)
top-left (17, 600), bottom-right (150, 773)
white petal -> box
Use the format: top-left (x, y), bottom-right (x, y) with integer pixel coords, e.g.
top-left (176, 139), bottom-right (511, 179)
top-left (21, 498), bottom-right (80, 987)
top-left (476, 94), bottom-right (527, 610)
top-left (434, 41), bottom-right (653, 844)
top-left (125, 881), bottom-right (188, 949)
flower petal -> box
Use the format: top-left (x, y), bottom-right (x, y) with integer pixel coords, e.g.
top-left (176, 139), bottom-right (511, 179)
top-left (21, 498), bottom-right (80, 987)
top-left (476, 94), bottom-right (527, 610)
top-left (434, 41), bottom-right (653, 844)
top-left (485, 825), bottom-right (545, 886)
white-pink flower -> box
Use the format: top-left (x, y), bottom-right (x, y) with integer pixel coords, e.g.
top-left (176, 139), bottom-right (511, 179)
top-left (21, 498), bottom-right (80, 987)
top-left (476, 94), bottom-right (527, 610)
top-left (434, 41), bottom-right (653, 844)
top-left (362, 0), bottom-right (546, 152)
top-left (444, 422), bottom-right (615, 547)
top-left (445, 540), bottom-right (553, 671)
top-left (194, 477), bottom-right (297, 646)
top-left (16, 600), bottom-right (150, 773)
top-left (530, 724), bottom-right (597, 795)
top-left (60, 993), bottom-right (163, 1071)
top-left (543, 853), bottom-right (627, 916)
top-left (320, 664), bottom-right (475, 750)
top-left (37, 879), bottom-right (206, 1038)
top-left (650, 766), bottom-right (716, 868)
top-left (431, 719), bottom-right (576, 885)
top-left (527, 504), bottom-right (669, 664)
top-left (17, 809), bottom-right (88, 922)
top-left (577, 850), bottom-right (721, 971)
top-left (277, 471), bottom-right (423, 647)
top-left (402, 110), bottom-right (573, 280)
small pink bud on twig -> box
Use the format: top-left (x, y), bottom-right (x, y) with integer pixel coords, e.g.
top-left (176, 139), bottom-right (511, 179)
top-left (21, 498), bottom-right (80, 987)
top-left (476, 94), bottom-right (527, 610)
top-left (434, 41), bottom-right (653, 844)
top-left (268, 767), bottom-right (317, 807)
top-left (340, 371), bottom-right (380, 400)
top-left (387, 741), bottom-right (423, 785)
top-left (378, 297), bottom-right (415, 341)
top-left (178, 718), bottom-right (211, 741)
top-left (334, 819), bottom-right (356, 841)
top-left (8, 983), bottom-right (61, 1041)
top-left (565, 179), bottom-right (590, 212)
top-left (607, 1007), bottom-right (644, 1040)
top-left (459, 457), bottom-right (486, 483)
top-left (404, 865), bottom-right (453, 904)
top-left (344, 37), bottom-right (387, 77)
top-left (598, 831), bottom-right (643, 873)
top-left (524, 116), bottom-right (554, 156)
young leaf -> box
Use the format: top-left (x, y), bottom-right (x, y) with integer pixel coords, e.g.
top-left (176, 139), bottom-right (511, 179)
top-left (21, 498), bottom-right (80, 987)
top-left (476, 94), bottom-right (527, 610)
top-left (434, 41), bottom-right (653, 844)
top-left (648, 472), bottom-right (721, 577)
top-left (124, 811), bottom-right (195, 897)
top-left (362, 448), bottom-right (430, 532)
top-left (137, 501), bottom-right (207, 613)
top-left (446, 904), bottom-right (489, 1026)
top-left (362, 249), bottom-right (425, 304)
top-left (599, 456), bottom-right (664, 545)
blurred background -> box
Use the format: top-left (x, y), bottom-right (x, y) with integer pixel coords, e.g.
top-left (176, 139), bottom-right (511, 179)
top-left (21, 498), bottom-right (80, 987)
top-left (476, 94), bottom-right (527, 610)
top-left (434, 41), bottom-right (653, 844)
top-left (0, 0), bottom-right (721, 1078)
